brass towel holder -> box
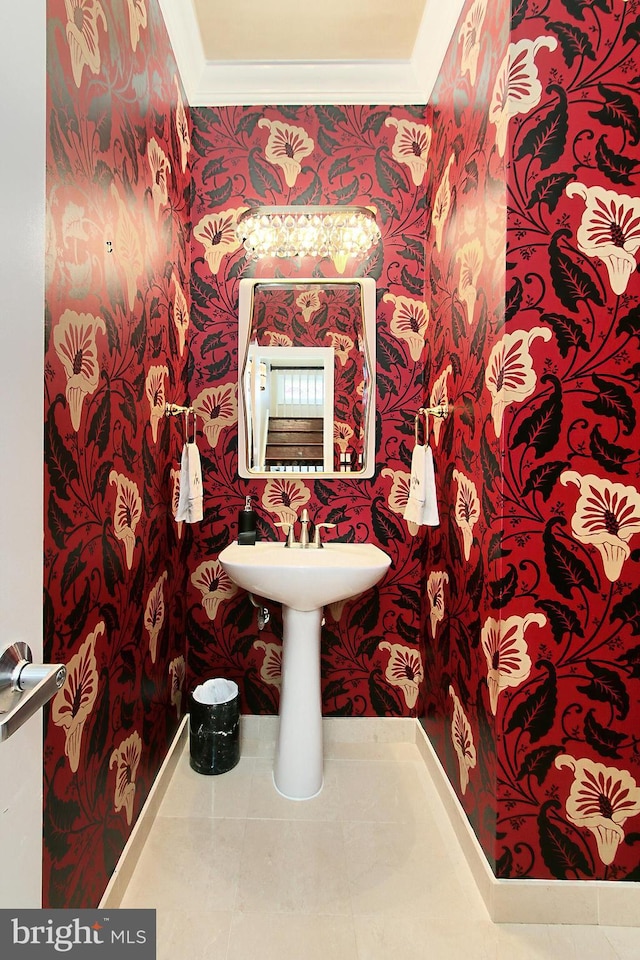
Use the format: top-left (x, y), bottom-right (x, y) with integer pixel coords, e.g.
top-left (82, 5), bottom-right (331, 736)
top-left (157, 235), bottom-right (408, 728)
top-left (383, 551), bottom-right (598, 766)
top-left (414, 403), bottom-right (450, 444)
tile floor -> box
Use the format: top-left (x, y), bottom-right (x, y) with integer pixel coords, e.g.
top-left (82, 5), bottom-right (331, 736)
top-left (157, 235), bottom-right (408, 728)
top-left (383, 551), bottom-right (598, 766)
top-left (120, 722), bottom-right (640, 960)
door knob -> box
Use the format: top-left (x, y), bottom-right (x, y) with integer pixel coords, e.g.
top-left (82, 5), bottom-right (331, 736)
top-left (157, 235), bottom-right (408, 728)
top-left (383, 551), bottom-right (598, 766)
top-left (0, 642), bottom-right (67, 742)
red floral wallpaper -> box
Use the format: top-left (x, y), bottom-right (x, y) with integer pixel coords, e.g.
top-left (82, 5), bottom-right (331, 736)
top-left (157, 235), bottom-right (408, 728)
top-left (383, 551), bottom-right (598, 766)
top-left (44, 0), bottom-right (191, 906)
top-left (41, 0), bottom-right (640, 904)
top-left (423, 0), bottom-right (640, 882)
top-left (187, 104), bottom-right (433, 718)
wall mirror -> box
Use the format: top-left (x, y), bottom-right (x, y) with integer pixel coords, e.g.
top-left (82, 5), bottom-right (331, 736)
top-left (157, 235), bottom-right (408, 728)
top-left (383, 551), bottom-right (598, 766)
top-left (238, 277), bottom-right (376, 478)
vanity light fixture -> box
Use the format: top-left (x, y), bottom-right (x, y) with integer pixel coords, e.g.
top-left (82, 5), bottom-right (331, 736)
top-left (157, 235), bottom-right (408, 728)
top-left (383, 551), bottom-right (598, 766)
top-left (235, 205), bottom-right (381, 273)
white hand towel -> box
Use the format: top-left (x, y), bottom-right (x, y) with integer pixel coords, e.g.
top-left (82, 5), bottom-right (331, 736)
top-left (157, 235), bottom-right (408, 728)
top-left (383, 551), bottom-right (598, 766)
top-left (421, 444), bottom-right (439, 526)
top-left (403, 444), bottom-right (439, 526)
top-left (175, 442), bottom-right (203, 524)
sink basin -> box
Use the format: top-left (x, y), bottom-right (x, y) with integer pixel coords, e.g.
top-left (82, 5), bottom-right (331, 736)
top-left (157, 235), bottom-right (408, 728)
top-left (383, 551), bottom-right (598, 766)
top-left (219, 538), bottom-right (391, 800)
top-left (219, 540), bottom-right (391, 612)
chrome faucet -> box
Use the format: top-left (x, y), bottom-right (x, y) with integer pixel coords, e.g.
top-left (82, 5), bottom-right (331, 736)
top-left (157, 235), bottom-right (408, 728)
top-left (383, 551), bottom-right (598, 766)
top-left (299, 509), bottom-right (310, 547)
top-left (276, 520), bottom-right (297, 547)
top-left (278, 510), bottom-right (336, 548)
top-left (313, 522), bottom-right (336, 548)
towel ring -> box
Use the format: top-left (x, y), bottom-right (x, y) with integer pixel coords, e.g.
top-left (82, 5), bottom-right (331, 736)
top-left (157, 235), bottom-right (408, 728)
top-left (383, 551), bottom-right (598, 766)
top-left (414, 410), bottom-right (429, 445)
top-left (414, 404), bottom-right (450, 444)
top-left (184, 409), bottom-right (197, 445)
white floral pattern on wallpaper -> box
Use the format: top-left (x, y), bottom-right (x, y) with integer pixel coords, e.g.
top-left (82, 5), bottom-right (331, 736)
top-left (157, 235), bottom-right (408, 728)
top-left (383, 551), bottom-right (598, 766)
top-left (384, 117), bottom-right (432, 186)
top-left (381, 467), bottom-right (417, 535)
top-left (555, 755), bottom-right (640, 866)
top-left (456, 240), bottom-right (484, 327)
top-left (144, 571), bottom-right (168, 663)
top-left (255, 640), bottom-right (282, 687)
top-left (334, 420), bottom-right (354, 453)
top-left (452, 469), bottom-right (480, 562)
top-left (489, 36), bottom-right (558, 156)
top-left (296, 288), bottom-right (322, 322)
top-left (458, 0), bottom-right (487, 86)
top-left (258, 119), bottom-right (314, 187)
top-left (173, 275), bottom-right (190, 356)
top-left (265, 330), bottom-right (293, 347)
top-left (432, 154), bottom-right (456, 251)
top-left (109, 471), bottom-right (142, 570)
top-left (53, 310), bottom-right (106, 431)
top-left (147, 137), bottom-right (171, 220)
top-left (427, 571), bottom-right (449, 641)
top-left (383, 293), bottom-right (429, 361)
top-left (174, 75), bottom-right (191, 173)
top-left (260, 477), bottom-right (311, 529)
top-left (125, 0), bottom-right (146, 51)
top-left (145, 365), bottom-right (168, 443)
top-left (64, 0), bottom-right (107, 87)
top-left (192, 384), bottom-right (238, 448)
top-left (110, 730), bottom-right (142, 825)
top-left (481, 613), bottom-right (545, 716)
top-left (52, 622), bottom-right (101, 772)
top-left (324, 331), bottom-right (354, 366)
top-left (194, 208), bottom-right (245, 274)
top-left (449, 685), bottom-right (477, 795)
top-left (565, 182), bottom-right (640, 296)
top-left (484, 327), bottom-right (552, 438)
top-left (191, 559), bottom-right (238, 621)
top-left (380, 642), bottom-right (424, 709)
top-left (561, 472), bottom-right (640, 582)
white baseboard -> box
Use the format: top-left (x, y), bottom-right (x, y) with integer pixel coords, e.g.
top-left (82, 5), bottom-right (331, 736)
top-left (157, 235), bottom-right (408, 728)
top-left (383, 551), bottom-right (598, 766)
top-left (99, 716), bottom-right (189, 908)
top-left (414, 721), bottom-right (640, 925)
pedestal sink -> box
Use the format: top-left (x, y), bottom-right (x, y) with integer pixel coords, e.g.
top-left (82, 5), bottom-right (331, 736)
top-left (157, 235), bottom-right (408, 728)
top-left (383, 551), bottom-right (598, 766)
top-left (219, 540), bottom-right (391, 799)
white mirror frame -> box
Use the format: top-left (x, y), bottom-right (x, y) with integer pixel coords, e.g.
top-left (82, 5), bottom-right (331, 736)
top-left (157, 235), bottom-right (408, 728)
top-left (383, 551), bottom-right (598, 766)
top-left (238, 277), bottom-right (377, 479)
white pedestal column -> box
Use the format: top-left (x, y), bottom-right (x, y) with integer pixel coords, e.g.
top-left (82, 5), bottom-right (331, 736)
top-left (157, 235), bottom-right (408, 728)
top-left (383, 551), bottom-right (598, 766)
top-left (273, 606), bottom-right (324, 800)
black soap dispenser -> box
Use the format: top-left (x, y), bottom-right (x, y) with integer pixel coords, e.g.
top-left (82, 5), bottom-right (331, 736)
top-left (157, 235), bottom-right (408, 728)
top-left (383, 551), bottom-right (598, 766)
top-left (238, 495), bottom-right (257, 545)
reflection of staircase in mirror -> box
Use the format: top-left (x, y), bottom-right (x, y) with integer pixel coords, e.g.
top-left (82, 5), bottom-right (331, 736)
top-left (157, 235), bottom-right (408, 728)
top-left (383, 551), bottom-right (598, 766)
top-left (265, 417), bottom-right (325, 470)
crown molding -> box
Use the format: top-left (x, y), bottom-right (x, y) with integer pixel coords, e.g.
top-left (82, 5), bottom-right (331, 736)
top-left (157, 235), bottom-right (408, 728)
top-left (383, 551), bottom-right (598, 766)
top-left (158, 0), bottom-right (466, 106)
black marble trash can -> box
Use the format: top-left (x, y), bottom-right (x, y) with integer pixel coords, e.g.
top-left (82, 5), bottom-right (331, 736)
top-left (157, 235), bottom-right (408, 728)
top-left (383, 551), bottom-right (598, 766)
top-left (189, 679), bottom-right (240, 775)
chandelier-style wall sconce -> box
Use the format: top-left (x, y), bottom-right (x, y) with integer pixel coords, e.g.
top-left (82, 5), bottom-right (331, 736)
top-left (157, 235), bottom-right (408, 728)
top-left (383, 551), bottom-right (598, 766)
top-left (235, 205), bottom-right (381, 273)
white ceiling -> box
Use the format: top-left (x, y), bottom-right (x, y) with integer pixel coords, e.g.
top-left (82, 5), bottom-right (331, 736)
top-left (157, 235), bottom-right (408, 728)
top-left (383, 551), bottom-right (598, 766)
top-left (193, 0), bottom-right (427, 62)
top-left (158, 0), bottom-right (467, 105)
